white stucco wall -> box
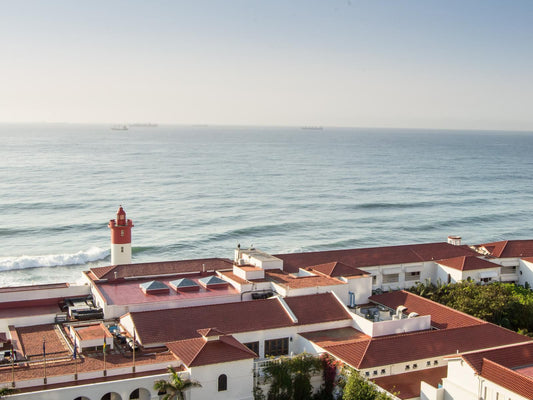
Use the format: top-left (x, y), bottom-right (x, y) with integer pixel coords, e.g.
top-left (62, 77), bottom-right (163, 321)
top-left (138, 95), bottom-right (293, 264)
top-left (360, 357), bottom-right (447, 379)
top-left (6, 371), bottom-right (170, 400)
top-left (436, 265), bottom-right (462, 284)
top-left (0, 313), bottom-right (59, 333)
top-left (0, 284), bottom-right (90, 304)
top-left (189, 358), bottom-right (254, 400)
top-left (519, 259), bottom-right (533, 287)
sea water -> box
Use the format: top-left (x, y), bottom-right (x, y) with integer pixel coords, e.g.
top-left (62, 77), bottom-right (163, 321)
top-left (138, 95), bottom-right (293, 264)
top-left (1, 123), bottom-right (532, 286)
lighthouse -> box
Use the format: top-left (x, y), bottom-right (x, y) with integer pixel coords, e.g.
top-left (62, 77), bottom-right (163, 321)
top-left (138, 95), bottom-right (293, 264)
top-left (108, 206), bottom-right (134, 265)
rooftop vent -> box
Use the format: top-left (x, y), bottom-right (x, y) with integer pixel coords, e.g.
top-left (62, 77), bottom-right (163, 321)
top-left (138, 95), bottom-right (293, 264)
top-left (396, 305), bottom-right (407, 318)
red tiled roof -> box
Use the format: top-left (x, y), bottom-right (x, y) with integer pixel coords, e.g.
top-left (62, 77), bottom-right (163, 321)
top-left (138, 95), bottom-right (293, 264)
top-left (266, 269), bottom-right (345, 289)
top-left (127, 298), bottom-right (294, 345)
top-left (16, 324), bottom-right (69, 358)
top-left (127, 293), bottom-right (350, 346)
top-left (197, 328), bottom-right (224, 337)
top-left (482, 358), bottom-right (533, 399)
top-left (461, 341), bottom-right (533, 374)
top-left (90, 258), bottom-right (234, 280)
top-left (167, 335), bottom-right (257, 367)
top-left (299, 327), bottom-right (370, 347)
top-left (318, 323), bottom-right (530, 369)
top-left (307, 262), bottom-right (369, 277)
top-left (368, 290), bottom-right (482, 329)
top-left (75, 323), bottom-right (112, 341)
top-left (437, 255), bottom-right (500, 271)
top-left (475, 240), bottom-right (533, 258)
top-left (372, 366), bottom-right (447, 399)
top-left (275, 242), bottom-right (478, 273)
top-left (284, 293), bottom-right (352, 325)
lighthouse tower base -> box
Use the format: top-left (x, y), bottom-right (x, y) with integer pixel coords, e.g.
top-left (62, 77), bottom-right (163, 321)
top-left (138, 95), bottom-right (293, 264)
top-left (111, 243), bottom-right (132, 265)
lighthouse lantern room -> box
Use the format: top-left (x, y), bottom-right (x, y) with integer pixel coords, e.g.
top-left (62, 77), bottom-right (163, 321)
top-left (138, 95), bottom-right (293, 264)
top-left (108, 206), bottom-right (134, 265)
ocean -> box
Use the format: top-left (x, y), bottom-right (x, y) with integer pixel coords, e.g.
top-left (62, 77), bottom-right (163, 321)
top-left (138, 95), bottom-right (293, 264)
top-left (1, 123), bottom-right (532, 287)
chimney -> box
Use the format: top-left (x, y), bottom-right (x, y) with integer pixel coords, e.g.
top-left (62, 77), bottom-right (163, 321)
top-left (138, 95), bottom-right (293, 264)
top-left (447, 235), bottom-right (462, 246)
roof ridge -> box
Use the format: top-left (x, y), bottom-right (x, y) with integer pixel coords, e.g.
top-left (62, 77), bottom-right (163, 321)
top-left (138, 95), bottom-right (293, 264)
top-left (185, 337), bottom-right (207, 366)
top-left (219, 335), bottom-right (258, 357)
top-left (356, 338), bottom-right (373, 369)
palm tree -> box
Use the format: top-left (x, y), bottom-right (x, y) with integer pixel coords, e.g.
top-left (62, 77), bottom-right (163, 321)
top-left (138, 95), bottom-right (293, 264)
top-left (154, 366), bottom-right (201, 400)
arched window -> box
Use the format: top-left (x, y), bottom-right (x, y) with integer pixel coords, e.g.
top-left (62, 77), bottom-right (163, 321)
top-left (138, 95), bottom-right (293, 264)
top-left (218, 374), bottom-right (227, 391)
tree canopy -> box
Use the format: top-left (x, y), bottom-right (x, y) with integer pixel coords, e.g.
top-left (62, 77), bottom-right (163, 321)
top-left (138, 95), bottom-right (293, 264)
top-left (409, 281), bottom-right (533, 334)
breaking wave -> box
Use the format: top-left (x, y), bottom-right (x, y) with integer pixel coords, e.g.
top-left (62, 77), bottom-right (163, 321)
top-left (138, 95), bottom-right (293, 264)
top-left (0, 247), bottom-right (110, 271)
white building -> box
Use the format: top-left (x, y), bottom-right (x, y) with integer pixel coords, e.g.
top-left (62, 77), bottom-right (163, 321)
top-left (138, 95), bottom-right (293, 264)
top-left (2, 210), bottom-right (533, 399)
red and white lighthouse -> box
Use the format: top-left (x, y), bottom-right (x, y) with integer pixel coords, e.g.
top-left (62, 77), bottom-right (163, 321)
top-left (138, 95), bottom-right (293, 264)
top-left (108, 205), bottom-right (134, 265)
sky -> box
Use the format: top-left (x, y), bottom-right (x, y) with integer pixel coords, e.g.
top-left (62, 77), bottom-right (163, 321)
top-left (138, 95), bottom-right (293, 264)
top-left (1, 0), bottom-right (533, 130)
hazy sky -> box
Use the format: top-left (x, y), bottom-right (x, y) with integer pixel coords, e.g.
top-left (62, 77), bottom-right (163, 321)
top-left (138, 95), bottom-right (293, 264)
top-left (1, 1), bottom-right (533, 130)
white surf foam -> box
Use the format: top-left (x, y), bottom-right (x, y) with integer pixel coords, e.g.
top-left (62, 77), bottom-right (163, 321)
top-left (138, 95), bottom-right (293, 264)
top-left (0, 247), bottom-right (110, 271)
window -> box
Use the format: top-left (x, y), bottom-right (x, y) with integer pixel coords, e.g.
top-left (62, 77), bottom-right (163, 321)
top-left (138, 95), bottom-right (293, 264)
top-left (372, 275), bottom-right (377, 285)
top-left (382, 273), bottom-right (399, 283)
top-left (381, 369), bottom-right (386, 375)
top-left (405, 365), bottom-right (410, 370)
top-left (244, 341), bottom-right (259, 357)
top-left (365, 371), bottom-right (370, 377)
top-left (121, 230), bottom-right (125, 237)
top-left (413, 363), bottom-right (418, 369)
top-left (121, 246), bottom-right (124, 253)
top-left (265, 338), bottom-right (289, 357)
top-left (433, 360), bottom-right (438, 365)
top-left (218, 374), bottom-right (227, 391)
top-left (373, 370), bottom-right (378, 376)
top-left (405, 271), bottom-right (421, 281)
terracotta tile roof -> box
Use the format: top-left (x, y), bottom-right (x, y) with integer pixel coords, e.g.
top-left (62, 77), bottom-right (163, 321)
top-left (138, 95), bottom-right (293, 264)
top-left (368, 290), bottom-right (482, 329)
top-left (372, 366), bottom-right (447, 399)
top-left (75, 323), bottom-right (112, 341)
top-left (317, 324), bottom-right (530, 369)
top-left (461, 341), bottom-right (533, 374)
top-left (475, 240), bottom-right (533, 258)
top-left (275, 242), bottom-right (478, 273)
top-left (307, 262), bottom-right (369, 277)
top-left (284, 293), bottom-right (352, 325)
top-left (0, 349), bottom-right (176, 386)
top-left (167, 335), bottom-right (257, 367)
top-left (437, 255), bottom-right (500, 271)
top-left (299, 327), bottom-right (370, 347)
top-left (127, 297), bottom-right (295, 346)
top-left (265, 269), bottom-right (345, 289)
top-left (197, 328), bottom-right (224, 337)
top-left (481, 359), bottom-right (533, 399)
top-left (16, 324), bottom-right (69, 359)
top-left (128, 293), bottom-right (350, 346)
top-left (90, 258), bottom-right (233, 280)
